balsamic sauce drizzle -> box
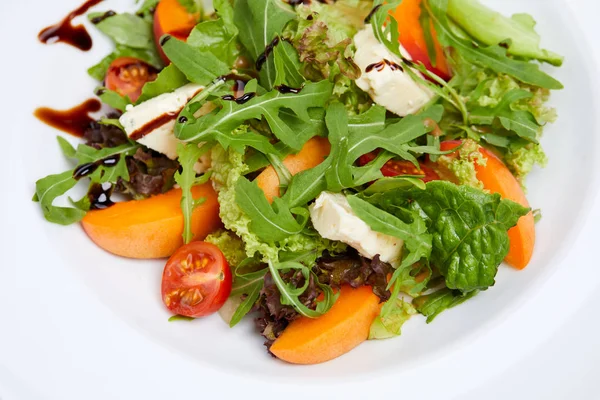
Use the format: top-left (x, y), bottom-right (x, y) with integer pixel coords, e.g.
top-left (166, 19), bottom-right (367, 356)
top-left (73, 154), bottom-right (122, 180)
top-left (88, 182), bottom-right (115, 210)
top-left (34, 99), bottom-right (101, 138)
top-left (90, 10), bottom-right (116, 24)
top-left (38, 0), bottom-right (104, 51)
top-left (365, 59), bottom-right (404, 73)
top-left (275, 85), bottom-right (304, 94)
top-left (222, 93), bottom-right (257, 105)
top-left (364, 4), bottom-right (383, 23)
top-left (256, 37), bottom-right (281, 71)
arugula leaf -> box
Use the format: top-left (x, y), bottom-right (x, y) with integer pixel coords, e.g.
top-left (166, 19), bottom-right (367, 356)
top-left (363, 176), bottom-right (427, 195)
top-left (34, 142), bottom-right (139, 225)
top-left (89, 13), bottom-right (155, 49)
top-left (95, 88), bottom-right (131, 112)
top-left (273, 41), bottom-right (305, 88)
top-left (230, 259), bottom-right (268, 327)
top-left (176, 80), bottom-right (333, 151)
top-left (419, 1), bottom-right (438, 68)
top-left (324, 102), bottom-right (353, 192)
top-left (161, 37), bottom-right (230, 85)
top-left (233, 0), bottom-right (296, 90)
top-left (368, 181), bottom-right (530, 292)
top-left (426, 0), bottom-right (563, 89)
top-left (87, 45), bottom-right (163, 81)
top-left (136, 64), bottom-right (189, 104)
top-left (469, 89), bottom-right (540, 142)
top-left (346, 196), bottom-right (432, 275)
top-left (34, 170), bottom-right (86, 225)
top-left (57, 136), bottom-right (76, 159)
top-left (268, 260), bottom-right (338, 318)
top-left (235, 177), bottom-right (306, 242)
top-left (413, 287), bottom-right (478, 323)
top-left (175, 144), bottom-right (211, 244)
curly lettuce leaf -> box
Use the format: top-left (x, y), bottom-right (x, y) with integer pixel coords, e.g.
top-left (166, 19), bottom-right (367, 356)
top-left (209, 132), bottom-right (345, 262)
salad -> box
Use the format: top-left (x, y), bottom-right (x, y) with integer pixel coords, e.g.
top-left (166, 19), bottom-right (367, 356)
top-left (34, 0), bottom-right (563, 365)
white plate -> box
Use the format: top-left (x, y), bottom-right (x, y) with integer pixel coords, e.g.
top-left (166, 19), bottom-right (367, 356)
top-left (1, 0), bottom-right (599, 398)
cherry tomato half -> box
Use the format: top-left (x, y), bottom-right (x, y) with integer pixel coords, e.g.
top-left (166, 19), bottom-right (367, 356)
top-left (105, 57), bottom-right (158, 103)
top-left (161, 242), bottom-right (232, 318)
top-left (359, 152), bottom-right (440, 182)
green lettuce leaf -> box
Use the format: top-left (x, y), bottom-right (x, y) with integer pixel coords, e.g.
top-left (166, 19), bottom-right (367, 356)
top-left (205, 230), bottom-right (248, 267)
top-left (209, 132), bottom-right (345, 263)
top-left (88, 12), bottom-right (155, 49)
top-left (413, 287), bottom-right (478, 323)
top-left (161, 37), bottom-right (230, 85)
top-left (136, 64), bottom-right (189, 104)
top-left (447, 0), bottom-right (563, 66)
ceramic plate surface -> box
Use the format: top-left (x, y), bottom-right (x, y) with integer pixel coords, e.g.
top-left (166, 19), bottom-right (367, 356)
top-left (1, 0), bottom-right (599, 399)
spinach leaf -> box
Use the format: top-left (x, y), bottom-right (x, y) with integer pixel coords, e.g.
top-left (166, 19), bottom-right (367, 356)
top-left (175, 144), bottom-right (211, 244)
top-left (161, 37), bottom-right (230, 85)
top-left (89, 12), bottom-right (155, 49)
top-left (235, 177), bottom-right (306, 242)
top-left (233, 0), bottom-right (296, 90)
top-left (413, 287), bottom-right (479, 323)
top-left (187, 0), bottom-right (240, 65)
top-left (368, 181), bottom-right (530, 292)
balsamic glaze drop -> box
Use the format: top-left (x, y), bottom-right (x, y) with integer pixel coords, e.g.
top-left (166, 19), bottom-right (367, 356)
top-left (90, 10), bottom-right (116, 24)
top-left (364, 4), bottom-right (383, 23)
top-left (276, 85), bottom-right (304, 94)
top-left (34, 99), bottom-right (101, 138)
top-left (88, 182), bottom-right (115, 210)
top-left (38, 0), bottom-right (104, 51)
top-left (160, 35), bottom-right (172, 46)
top-left (256, 37), bottom-right (281, 71)
top-left (222, 93), bottom-right (257, 105)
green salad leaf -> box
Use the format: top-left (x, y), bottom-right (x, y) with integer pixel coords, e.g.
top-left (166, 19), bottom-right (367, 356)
top-left (136, 64), bottom-right (189, 104)
top-left (447, 0), bottom-right (563, 66)
top-left (176, 80), bottom-right (333, 151)
top-left (34, 140), bottom-right (139, 225)
top-left (88, 12), bottom-right (155, 49)
top-left (174, 144), bottom-right (211, 244)
top-left (268, 260), bottom-right (338, 318)
top-left (161, 37), bottom-right (230, 85)
top-left (187, 0), bottom-right (240, 66)
top-left (366, 181), bottom-right (529, 292)
top-left (95, 88), bottom-right (131, 112)
top-left (229, 258), bottom-right (267, 327)
top-left (235, 177), bottom-right (307, 242)
top-left (176, 0), bottom-right (204, 15)
top-left (413, 287), bottom-right (479, 323)
top-left (234, 0), bottom-right (296, 90)
top-left (426, 0), bottom-right (563, 89)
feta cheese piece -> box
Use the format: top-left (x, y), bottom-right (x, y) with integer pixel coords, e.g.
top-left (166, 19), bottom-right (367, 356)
top-left (353, 27), bottom-right (434, 116)
top-left (309, 192), bottom-right (403, 263)
top-left (119, 83), bottom-right (204, 160)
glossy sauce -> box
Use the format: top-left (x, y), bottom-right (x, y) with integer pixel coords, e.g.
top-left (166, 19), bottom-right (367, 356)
top-left (38, 0), bottom-right (104, 51)
top-left (276, 85), bottom-right (303, 94)
top-left (222, 73), bottom-right (251, 98)
top-left (88, 182), bottom-right (115, 210)
top-left (366, 59), bottom-right (404, 73)
top-left (256, 37), bottom-right (281, 71)
top-left (364, 4), bottom-right (382, 23)
top-left (286, 0), bottom-right (334, 5)
top-left (130, 112), bottom-right (179, 141)
top-left (34, 99), bottom-right (101, 138)
top-left (73, 155), bottom-right (121, 180)
top-left (222, 93), bottom-right (257, 105)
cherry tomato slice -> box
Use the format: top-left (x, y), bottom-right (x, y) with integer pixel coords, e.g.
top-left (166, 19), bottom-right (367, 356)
top-left (358, 152), bottom-right (440, 183)
top-left (161, 242), bottom-right (232, 318)
top-left (105, 57), bottom-right (158, 103)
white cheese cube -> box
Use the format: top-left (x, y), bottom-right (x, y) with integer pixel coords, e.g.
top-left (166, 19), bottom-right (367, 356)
top-left (309, 192), bottom-right (403, 263)
top-left (353, 27), bottom-right (434, 117)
